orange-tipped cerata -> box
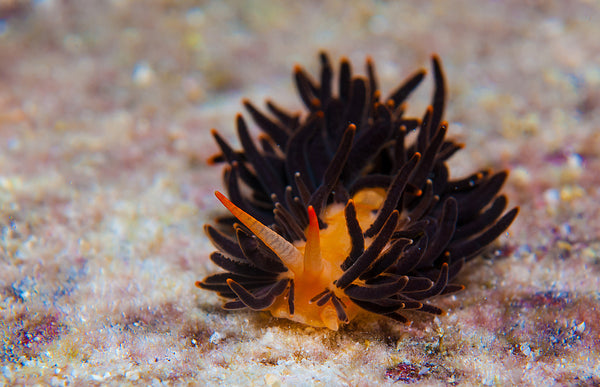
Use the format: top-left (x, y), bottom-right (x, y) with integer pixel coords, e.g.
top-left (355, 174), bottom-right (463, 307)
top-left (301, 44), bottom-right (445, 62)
top-left (196, 52), bottom-right (519, 330)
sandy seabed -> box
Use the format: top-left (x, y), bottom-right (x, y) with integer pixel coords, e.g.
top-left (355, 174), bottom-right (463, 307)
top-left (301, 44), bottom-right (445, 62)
top-left (1, 1), bottom-right (599, 385)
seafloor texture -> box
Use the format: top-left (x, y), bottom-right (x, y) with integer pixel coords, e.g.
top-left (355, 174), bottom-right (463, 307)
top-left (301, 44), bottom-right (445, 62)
top-left (1, 1), bottom-right (599, 386)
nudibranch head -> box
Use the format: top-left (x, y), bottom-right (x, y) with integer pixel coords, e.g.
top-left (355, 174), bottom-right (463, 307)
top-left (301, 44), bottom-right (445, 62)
top-left (196, 52), bottom-right (519, 330)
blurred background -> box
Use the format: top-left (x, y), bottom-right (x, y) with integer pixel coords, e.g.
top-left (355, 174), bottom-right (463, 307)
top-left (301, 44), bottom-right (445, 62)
top-left (1, 1), bottom-right (599, 385)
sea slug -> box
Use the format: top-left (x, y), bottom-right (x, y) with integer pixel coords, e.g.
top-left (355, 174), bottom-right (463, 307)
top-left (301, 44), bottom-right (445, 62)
top-left (196, 52), bottom-right (518, 330)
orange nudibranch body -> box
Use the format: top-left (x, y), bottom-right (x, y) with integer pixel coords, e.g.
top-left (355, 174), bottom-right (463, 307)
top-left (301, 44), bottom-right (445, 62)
top-left (215, 188), bottom-right (386, 330)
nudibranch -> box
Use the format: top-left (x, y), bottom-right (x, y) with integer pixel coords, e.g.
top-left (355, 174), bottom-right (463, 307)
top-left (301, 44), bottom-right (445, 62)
top-left (196, 52), bottom-right (519, 330)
